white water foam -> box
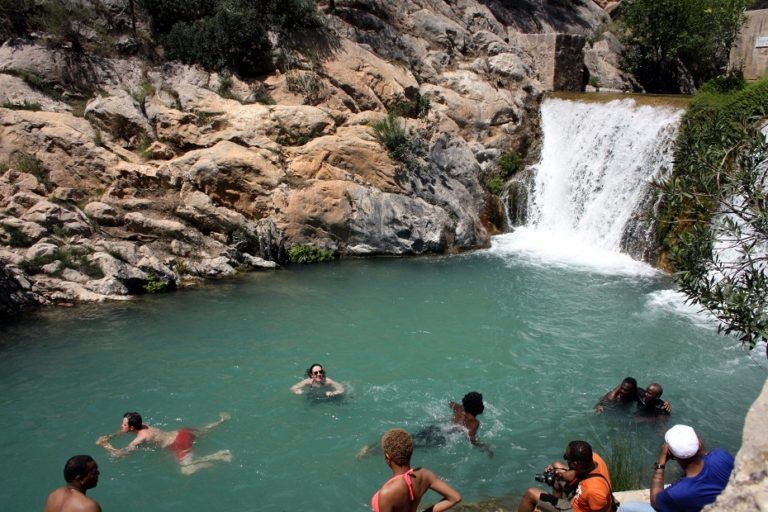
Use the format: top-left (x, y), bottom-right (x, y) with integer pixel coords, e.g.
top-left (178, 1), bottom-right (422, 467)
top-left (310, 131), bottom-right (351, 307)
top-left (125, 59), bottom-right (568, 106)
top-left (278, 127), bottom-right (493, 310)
top-left (644, 289), bottom-right (718, 329)
top-left (489, 228), bottom-right (659, 277)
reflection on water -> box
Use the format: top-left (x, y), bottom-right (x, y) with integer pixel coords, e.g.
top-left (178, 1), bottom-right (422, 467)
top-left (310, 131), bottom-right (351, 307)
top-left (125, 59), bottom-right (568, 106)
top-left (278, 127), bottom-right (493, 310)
top-left (0, 250), bottom-right (765, 511)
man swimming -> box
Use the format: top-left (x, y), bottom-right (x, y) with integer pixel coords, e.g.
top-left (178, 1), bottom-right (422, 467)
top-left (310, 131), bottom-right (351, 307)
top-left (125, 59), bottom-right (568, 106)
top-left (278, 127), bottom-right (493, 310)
top-left (96, 411), bottom-right (232, 475)
top-left (358, 391), bottom-right (493, 458)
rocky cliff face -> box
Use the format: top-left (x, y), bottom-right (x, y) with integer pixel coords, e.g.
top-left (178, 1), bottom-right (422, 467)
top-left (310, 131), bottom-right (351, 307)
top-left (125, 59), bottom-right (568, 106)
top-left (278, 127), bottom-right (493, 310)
top-left (0, 0), bottom-right (616, 311)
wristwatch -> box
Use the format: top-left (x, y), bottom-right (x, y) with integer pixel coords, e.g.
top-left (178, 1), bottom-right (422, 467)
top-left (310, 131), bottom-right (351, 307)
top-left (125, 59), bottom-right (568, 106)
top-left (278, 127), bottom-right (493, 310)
top-left (654, 463), bottom-right (665, 470)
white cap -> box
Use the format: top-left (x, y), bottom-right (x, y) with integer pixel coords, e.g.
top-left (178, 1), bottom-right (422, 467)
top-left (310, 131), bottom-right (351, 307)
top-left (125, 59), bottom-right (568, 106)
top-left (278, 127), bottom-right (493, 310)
top-left (665, 424), bottom-right (700, 459)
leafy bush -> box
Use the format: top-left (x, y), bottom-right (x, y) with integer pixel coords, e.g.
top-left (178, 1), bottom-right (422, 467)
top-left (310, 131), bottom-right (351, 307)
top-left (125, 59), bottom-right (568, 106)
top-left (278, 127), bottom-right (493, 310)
top-left (142, 0), bottom-right (321, 77)
top-left (498, 152), bottom-right (520, 178)
top-left (390, 92), bottom-right (430, 119)
top-left (372, 112), bottom-right (427, 175)
top-left (143, 271), bottom-right (169, 293)
top-left (486, 176), bottom-right (504, 195)
top-left (1, 225), bottom-right (32, 247)
top-left (658, 79), bottom-right (768, 354)
top-left (288, 244), bottom-right (335, 264)
top-left (619, 0), bottom-right (751, 92)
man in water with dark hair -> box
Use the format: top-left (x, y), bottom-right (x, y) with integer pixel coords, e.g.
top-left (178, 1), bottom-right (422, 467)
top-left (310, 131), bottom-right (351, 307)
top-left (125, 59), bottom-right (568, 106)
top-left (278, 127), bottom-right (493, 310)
top-left (358, 391), bottom-right (493, 458)
top-left (595, 378), bottom-right (671, 416)
top-left (594, 377), bottom-right (640, 413)
top-left (447, 391), bottom-right (493, 456)
top-left (44, 455), bottom-right (101, 512)
top-left (97, 411), bottom-right (232, 475)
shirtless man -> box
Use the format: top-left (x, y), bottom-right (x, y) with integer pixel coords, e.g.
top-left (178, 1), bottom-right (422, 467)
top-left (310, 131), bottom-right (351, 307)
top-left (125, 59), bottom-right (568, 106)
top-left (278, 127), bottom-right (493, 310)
top-left (44, 455), bottom-right (101, 512)
top-left (594, 377), bottom-right (640, 413)
top-left (449, 391), bottom-right (493, 457)
top-left (290, 363), bottom-right (345, 397)
top-left (96, 411), bottom-right (232, 475)
top-left (359, 391), bottom-right (494, 458)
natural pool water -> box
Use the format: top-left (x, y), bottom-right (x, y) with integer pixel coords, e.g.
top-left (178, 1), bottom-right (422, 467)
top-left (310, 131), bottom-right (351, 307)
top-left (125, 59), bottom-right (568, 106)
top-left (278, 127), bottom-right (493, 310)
top-left (1, 235), bottom-right (766, 511)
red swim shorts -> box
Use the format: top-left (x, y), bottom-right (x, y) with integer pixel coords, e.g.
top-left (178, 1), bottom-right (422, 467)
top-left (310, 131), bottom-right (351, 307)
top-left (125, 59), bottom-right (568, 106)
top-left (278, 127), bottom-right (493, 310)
top-left (167, 428), bottom-right (196, 461)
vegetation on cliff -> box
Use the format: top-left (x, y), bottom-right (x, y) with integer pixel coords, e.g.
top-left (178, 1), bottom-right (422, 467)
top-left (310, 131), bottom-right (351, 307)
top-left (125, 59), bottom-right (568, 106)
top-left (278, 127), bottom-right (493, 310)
top-left (0, 0), bottom-right (323, 76)
top-left (618, 0), bottom-right (752, 92)
top-left (659, 77), bottom-right (768, 355)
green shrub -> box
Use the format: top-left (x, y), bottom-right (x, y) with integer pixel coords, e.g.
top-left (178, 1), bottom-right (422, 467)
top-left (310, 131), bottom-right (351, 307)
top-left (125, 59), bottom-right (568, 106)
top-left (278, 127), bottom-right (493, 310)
top-left (14, 153), bottom-right (51, 188)
top-left (619, 0), bottom-right (751, 92)
top-left (288, 244), bottom-right (335, 264)
top-left (2, 100), bottom-right (41, 110)
top-left (658, 78), bottom-right (768, 353)
top-left (2, 225), bottom-right (32, 247)
top-left (486, 176), bottom-right (504, 195)
top-left (143, 271), bottom-right (169, 293)
top-left (390, 92), bottom-right (430, 119)
top-left (372, 112), bottom-right (428, 175)
top-left (19, 247), bottom-right (103, 278)
top-left (217, 72), bottom-right (234, 99)
top-left (498, 152), bottom-right (520, 178)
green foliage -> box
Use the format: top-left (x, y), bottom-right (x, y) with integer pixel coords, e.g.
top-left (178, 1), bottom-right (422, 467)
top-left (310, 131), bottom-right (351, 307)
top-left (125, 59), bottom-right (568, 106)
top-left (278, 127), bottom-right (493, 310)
top-left (601, 436), bottom-right (645, 492)
top-left (1, 225), bottom-right (32, 247)
top-left (389, 92), bottom-right (431, 119)
top-left (286, 70), bottom-right (324, 105)
top-left (288, 244), bottom-right (335, 264)
top-left (486, 175), bottom-right (504, 195)
top-left (143, 271), bottom-right (169, 293)
top-left (217, 72), bottom-right (234, 99)
top-left (619, 0), bottom-right (752, 92)
top-left (497, 152), bottom-right (521, 178)
top-left (658, 79), bottom-right (768, 355)
top-left (1, 0), bottom-right (89, 48)
top-left (1, 100), bottom-right (41, 110)
top-left (142, 0), bottom-right (321, 77)
top-left (14, 153), bottom-right (51, 188)
top-left (372, 112), bottom-right (428, 175)
top-left (588, 76), bottom-right (601, 91)
top-left (19, 247), bottom-right (104, 278)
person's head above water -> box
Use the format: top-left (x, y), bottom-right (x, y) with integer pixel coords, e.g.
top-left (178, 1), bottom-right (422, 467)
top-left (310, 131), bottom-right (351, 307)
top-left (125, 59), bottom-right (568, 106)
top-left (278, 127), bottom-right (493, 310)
top-left (619, 377), bottom-right (638, 395)
top-left (122, 412), bottom-right (144, 431)
top-left (381, 428), bottom-right (413, 466)
top-left (306, 363), bottom-right (326, 381)
top-left (462, 391), bottom-right (485, 416)
top-left (64, 455), bottom-right (99, 486)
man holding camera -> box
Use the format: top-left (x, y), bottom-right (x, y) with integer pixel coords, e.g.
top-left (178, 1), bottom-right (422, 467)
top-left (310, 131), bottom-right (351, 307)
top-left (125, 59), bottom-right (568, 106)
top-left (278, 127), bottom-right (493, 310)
top-left (518, 440), bottom-right (613, 512)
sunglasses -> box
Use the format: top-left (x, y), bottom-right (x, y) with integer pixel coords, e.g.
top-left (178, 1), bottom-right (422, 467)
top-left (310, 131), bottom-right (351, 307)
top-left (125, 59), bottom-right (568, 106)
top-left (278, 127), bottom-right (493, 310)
top-left (312, 370), bottom-right (325, 376)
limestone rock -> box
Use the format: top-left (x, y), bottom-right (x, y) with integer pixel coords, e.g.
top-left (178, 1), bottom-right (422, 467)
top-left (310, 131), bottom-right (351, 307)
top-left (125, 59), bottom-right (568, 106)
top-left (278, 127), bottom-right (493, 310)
top-left (124, 212), bottom-right (199, 243)
top-left (0, 260), bottom-right (40, 320)
top-left (84, 90), bottom-right (153, 146)
top-left (84, 201), bottom-right (121, 226)
top-left (0, 74), bottom-right (71, 112)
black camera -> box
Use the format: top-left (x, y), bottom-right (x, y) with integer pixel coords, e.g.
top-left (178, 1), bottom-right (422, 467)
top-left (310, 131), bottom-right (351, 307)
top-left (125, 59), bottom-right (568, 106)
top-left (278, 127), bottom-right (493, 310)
top-left (534, 468), bottom-right (557, 487)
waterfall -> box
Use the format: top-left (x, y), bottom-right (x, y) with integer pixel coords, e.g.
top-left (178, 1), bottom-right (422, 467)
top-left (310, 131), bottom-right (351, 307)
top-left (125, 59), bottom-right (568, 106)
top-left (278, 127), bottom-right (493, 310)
top-left (528, 97), bottom-right (683, 253)
top-left (494, 97), bottom-right (684, 275)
